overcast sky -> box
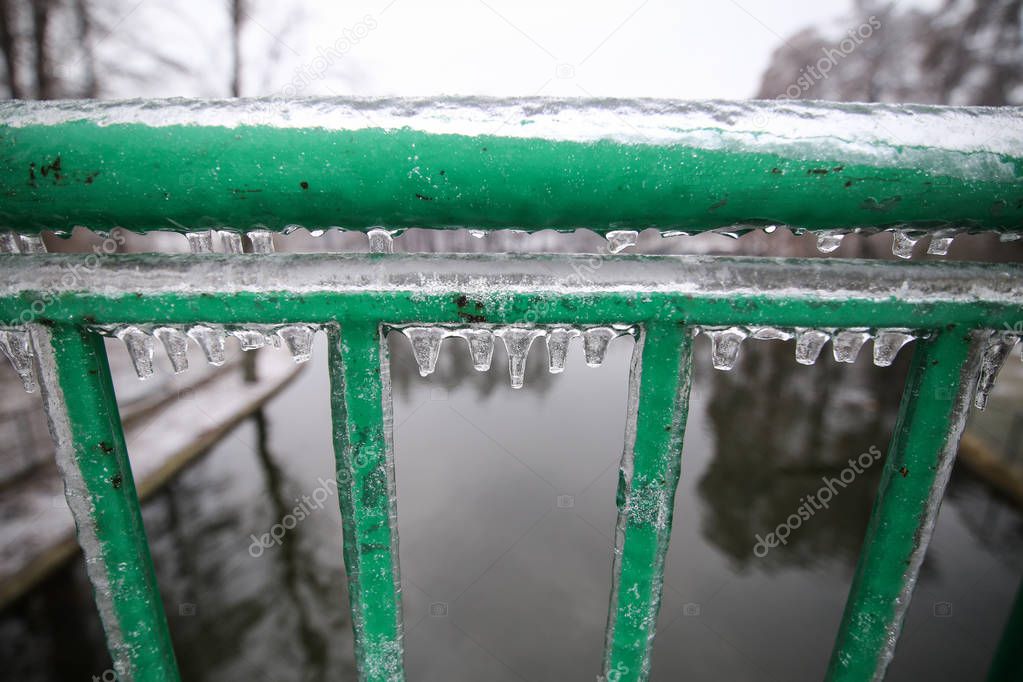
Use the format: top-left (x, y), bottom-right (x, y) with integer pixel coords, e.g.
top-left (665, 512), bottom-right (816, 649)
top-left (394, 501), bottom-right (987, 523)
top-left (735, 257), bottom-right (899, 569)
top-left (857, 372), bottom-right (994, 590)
top-left (111, 0), bottom-right (943, 100)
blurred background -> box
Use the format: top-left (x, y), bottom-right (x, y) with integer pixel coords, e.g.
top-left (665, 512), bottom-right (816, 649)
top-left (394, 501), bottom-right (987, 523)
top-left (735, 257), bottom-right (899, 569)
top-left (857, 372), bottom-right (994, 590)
top-left (1, 1), bottom-right (1022, 680)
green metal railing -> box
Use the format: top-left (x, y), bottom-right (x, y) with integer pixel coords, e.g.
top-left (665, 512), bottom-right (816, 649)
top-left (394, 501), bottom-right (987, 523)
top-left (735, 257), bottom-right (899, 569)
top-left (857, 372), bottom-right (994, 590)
top-left (0, 98), bottom-right (1022, 682)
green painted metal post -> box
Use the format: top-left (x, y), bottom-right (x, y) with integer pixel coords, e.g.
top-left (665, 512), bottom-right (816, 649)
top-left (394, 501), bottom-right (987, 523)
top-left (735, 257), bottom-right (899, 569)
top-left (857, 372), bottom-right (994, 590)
top-left (825, 328), bottom-right (984, 681)
top-left (33, 323), bottom-right (179, 682)
top-left (328, 323), bottom-right (404, 681)
top-left (603, 322), bottom-right (694, 682)
top-left (987, 577), bottom-right (1023, 682)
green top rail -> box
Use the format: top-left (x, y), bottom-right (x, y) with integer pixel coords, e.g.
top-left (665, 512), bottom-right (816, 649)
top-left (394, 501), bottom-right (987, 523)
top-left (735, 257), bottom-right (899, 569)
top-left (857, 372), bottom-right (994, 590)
top-left (0, 97), bottom-right (1021, 236)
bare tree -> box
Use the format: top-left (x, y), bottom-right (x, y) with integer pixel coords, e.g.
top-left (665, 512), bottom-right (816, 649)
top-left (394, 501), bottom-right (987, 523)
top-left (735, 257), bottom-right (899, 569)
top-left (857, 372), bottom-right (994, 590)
top-left (230, 0), bottom-right (243, 96)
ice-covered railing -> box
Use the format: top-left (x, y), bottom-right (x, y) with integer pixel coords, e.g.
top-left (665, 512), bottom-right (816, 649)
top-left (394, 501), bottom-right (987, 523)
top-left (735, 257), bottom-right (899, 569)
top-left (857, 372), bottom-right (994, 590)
top-left (0, 97), bottom-right (1021, 257)
top-left (3, 98), bottom-right (1023, 682)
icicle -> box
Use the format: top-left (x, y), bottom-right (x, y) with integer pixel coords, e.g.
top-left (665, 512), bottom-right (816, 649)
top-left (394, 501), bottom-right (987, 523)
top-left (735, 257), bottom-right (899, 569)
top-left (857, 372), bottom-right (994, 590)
top-left (367, 228), bottom-right (395, 253)
top-left (815, 231), bottom-right (845, 253)
top-left (187, 325), bottom-right (227, 366)
top-left (153, 326), bottom-right (189, 374)
top-left (794, 329), bottom-right (830, 365)
top-left (582, 327), bottom-right (618, 367)
top-left (545, 328), bottom-right (579, 374)
top-left (748, 326), bottom-right (793, 341)
top-left (276, 325), bottom-right (315, 363)
top-left (402, 327), bottom-right (446, 377)
top-left (872, 330), bottom-right (915, 367)
top-left (221, 231), bottom-right (243, 253)
top-left (891, 230), bottom-right (921, 259)
top-left (116, 326), bottom-right (155, 380)
top-left (19, 234), bottom-right (46, 253)
top-left (0, 329), bottom-right (37, 392)
top-left (247, 229), bottom-right (275, 253)
top-left (605, 230), bottom-right (639, 254)
top-left (0, 232), bottom-right (20, 253)
top-left (453, 328), bottom-right (494, 371)
top-left (706, 327), bottom-right (747, 371)
top-left (975, 332), bottom-right (1019, 410)
top-left (832, 329), bottom-right (871, 363)
top-left (495, 327), bottom-right (545, 389)
top-left (186, 230), bottom-right (214, 253)
top-left (231, 328), bottom-right (267, 351)
top-left (926, 229), bottom-right (956, 256)
top-left (661, 230), bottom-right (691, 238)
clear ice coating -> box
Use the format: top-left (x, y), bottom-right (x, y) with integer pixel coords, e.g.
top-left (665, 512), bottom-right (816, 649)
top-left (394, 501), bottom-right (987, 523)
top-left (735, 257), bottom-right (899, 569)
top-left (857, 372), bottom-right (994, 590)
top-left (453, 328), bottom-right (494, 371)
top-left (231, 328), bottom-right (268, 351)
top-left (495, 327), bottom-right (546, 389)
top-left (706, 326), bottom-right (748, 371)
top-left (246, 229), bottom-right (275, 253)
top-left (187, 325), bottom-right (227, 366)
top-left (892, 230), bottom-right (921, 259)
top-left (546, 328), bottom-right (580, 373)
top-left (185, 230), bottom-right (214, 253)
top-left (0, 329), bottom-right (37, 392)
top-left (816, 231), bottom-right (845, 253)
top-left (221, 231), bottom-right (243, 253)
top-left (873, 330), bottom-right (916, 367)
top-left (276, 324), bottom-right (315, 363)
top-left (18, 234), bottom-right (46, 253)
top-left (582, 327), bottom-right (618, 367)
top-left (0, 231), bottom-right (19, 253)
top-left (402, 327), bottom-right (446, 377)
top-left (367, 228), bottom-right (395, 253)
top-left (605, 230), bottom-right (639, 254)
top-left (115, 326), bottom-right (155, 380)
top-left (468, 229), bottom-right (486, 239)
top-left (832, 329), bottom-right (871, 363)
top-left (975, 332), bottom-right (1019, 410)
top-left (927, 230), bottom-right (956, 256)
top-left (748, 326), bottom-right (793, 341)
top-left (795, 328), bottom-right (831, 365)
top-left (153, 326), bottom-right (190, 374)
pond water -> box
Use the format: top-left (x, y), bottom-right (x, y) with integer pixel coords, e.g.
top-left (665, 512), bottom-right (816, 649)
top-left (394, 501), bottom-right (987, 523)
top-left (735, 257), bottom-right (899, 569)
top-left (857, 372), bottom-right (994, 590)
top-left (2, 332), bottom-right (1021, 681)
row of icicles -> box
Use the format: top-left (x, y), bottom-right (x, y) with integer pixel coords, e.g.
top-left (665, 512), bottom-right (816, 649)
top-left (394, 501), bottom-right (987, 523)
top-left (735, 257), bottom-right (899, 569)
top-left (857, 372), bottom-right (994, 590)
top-left (3, 227), bottom-right (1020, 257)
top-left (0, 325), bottom-right (1017, 409)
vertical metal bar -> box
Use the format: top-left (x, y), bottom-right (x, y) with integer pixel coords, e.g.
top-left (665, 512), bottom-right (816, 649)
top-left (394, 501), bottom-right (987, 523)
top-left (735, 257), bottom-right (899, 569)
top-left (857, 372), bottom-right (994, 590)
top-left (603, 322), bottom-right (694, 682)
top-left (987, 577), bottom-right (1023, 682)
top-left (825, 328), bottom-right (985, 681)
top-left (33, 323), bottom-right (179, 682)
top-left (328, 323), bottom-right (404, 681)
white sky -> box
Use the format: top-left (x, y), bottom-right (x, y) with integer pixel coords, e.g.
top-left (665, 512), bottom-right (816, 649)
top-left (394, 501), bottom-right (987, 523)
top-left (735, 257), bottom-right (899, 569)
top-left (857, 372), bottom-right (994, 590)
top-left (107, 0), bottom-right (942, 100)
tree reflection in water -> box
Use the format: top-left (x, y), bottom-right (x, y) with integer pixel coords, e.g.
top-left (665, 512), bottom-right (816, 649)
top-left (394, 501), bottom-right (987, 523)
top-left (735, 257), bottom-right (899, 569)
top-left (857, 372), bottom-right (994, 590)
top-left (697, 337), bottom-right (911, 572)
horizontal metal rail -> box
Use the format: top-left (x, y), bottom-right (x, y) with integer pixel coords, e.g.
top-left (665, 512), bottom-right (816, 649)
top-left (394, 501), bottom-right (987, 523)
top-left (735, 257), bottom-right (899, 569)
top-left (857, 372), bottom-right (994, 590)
top-left (1, 98), bottom-right (1021, 236)
top-left (1, 253), bottom-right (1022, 329)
